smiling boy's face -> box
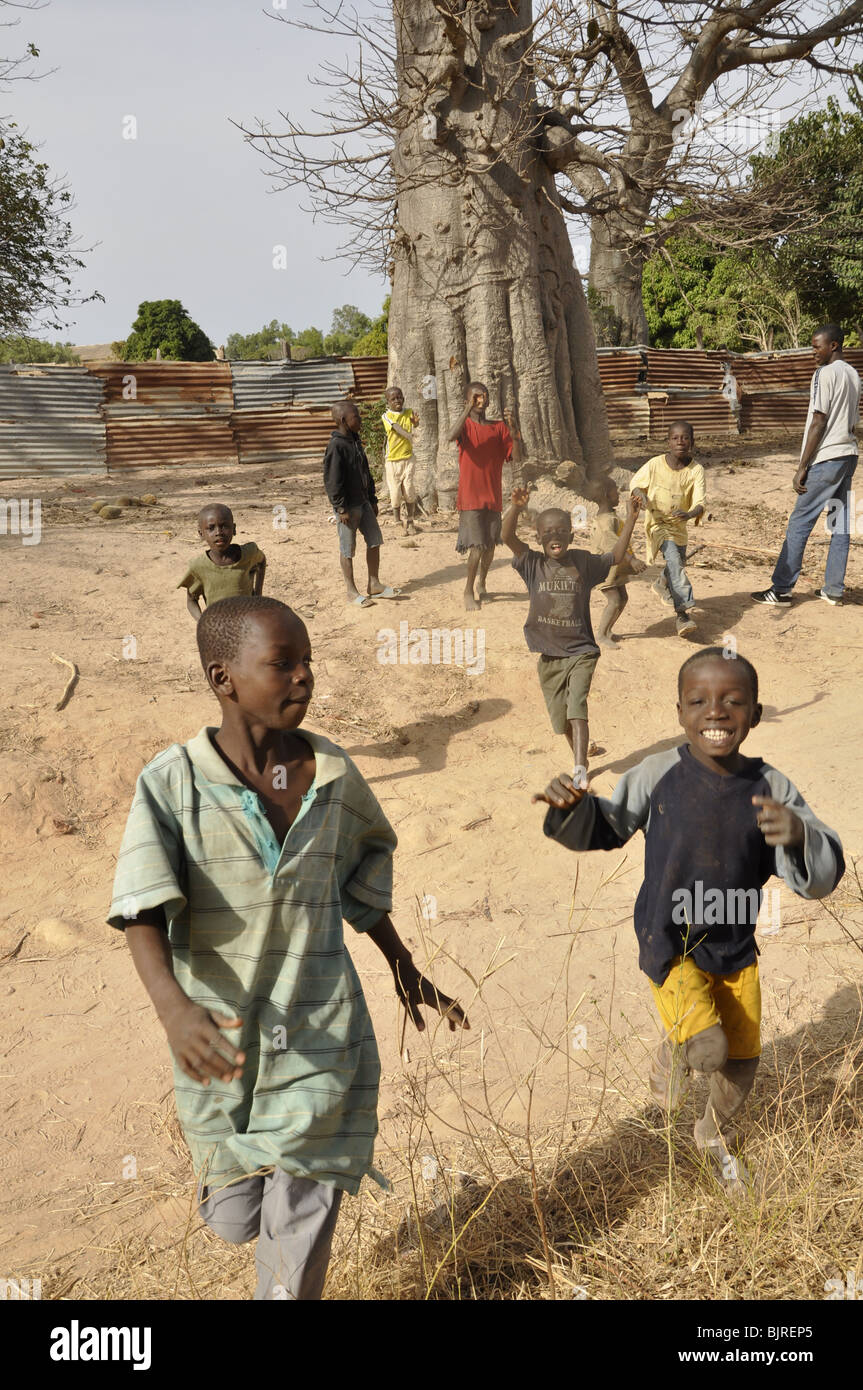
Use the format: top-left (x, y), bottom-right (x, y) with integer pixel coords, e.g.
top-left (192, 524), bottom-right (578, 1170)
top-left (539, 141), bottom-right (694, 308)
top-left (199, 506), bottom-right (235, 552)
top-left (213, 611), bottom-right (313, 731)
top-left (678, 657), bottom-right (761, 772)
top-left (386, 389), bottom-right (404, 410)
top-left (536, 509), bottom-right (573, 558)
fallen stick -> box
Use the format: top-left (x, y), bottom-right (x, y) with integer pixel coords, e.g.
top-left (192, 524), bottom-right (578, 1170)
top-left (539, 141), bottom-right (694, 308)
top-left (691, 539), bottom-right (781, 558)
top-left (50, 652), bottom-right (79, 711)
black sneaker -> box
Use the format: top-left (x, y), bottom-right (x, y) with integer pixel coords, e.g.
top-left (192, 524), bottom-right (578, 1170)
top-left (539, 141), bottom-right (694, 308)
top-left (751, 588), bottom-right (792, 606)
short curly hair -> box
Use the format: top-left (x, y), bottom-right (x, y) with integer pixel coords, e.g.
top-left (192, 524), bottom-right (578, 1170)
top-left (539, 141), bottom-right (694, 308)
top-left (678, 646), bottom-right (759, 702)
top-left (196, 595), bottom-right (299, 671)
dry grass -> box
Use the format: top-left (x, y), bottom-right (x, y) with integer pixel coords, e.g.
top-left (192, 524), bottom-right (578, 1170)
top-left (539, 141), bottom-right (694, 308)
top-left (20, 869), bottom-right (863, 1302)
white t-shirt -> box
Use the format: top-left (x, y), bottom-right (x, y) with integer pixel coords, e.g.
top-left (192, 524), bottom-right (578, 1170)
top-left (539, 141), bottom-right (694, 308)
top-left (803, 358), bottom-right (861, 463)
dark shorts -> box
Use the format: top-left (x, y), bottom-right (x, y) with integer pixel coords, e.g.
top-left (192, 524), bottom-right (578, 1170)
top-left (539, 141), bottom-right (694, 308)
top-left (335, 500), bottom-right (383, 558)
top-left (536, 652), bottom-right (599, 731)
top-left (456, 508), bottom-right (502, 554)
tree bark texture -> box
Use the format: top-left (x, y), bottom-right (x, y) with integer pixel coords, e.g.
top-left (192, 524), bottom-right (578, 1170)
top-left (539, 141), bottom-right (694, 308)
top-left (386, 0), bottom-right (611, 508)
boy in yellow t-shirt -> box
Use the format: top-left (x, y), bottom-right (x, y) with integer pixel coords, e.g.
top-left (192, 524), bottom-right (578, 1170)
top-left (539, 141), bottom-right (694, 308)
top-left (381, 385), bottom-right (420, 535)
top-left (178, 503), bottom-right (266, 622)
top-left (630, 421), bottom-right (706, 638)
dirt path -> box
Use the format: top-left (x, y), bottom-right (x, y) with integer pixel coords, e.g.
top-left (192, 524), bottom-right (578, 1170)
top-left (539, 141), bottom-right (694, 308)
top-left (1, 439), bottom-right (861, 1295)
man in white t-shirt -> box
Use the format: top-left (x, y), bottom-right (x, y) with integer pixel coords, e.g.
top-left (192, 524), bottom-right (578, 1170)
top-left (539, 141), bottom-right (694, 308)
top-left (752, 324), bottom-right (861, 607)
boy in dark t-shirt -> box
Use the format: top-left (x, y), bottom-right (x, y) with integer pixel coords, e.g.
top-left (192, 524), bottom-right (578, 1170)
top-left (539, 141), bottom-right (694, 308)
top-left (533, 648), bottom-right (844, 1192)
top-left (502, 486), bottom-right (641, 782)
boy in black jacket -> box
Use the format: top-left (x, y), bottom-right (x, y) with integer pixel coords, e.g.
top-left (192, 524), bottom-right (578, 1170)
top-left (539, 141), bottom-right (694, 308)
top-left (323, 400), bottom-right (399, 607)
top-left (533, 648), bottom-right (844, 1192)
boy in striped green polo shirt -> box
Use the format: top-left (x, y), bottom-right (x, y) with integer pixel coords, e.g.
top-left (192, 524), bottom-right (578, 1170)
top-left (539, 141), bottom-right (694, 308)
top-left (108, 595), bottom-right (467, 1300)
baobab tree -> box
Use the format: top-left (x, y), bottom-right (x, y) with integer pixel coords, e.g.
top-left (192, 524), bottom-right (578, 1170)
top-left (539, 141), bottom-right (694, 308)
top-left (244, 1), bottom-right (613, 505)
top-left (243, 1), bottom-right (863, 497)
top-left (538, 0), bottom-right (863, 344)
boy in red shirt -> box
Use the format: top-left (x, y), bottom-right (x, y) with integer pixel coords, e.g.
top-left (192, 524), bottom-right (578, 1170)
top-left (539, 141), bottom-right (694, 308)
top-left (447, 382), bottom-right (522, 610)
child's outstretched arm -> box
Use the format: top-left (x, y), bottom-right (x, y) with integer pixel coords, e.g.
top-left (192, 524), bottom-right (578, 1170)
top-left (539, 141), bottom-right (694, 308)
top-left (533, 752), bottom-right (665, 853)
top-left (753, 772), bottom-right (845, 899)
top-left (502, 486), bottom-right (530, 556)
top-left (366, 914), bottom-right (469, 1032)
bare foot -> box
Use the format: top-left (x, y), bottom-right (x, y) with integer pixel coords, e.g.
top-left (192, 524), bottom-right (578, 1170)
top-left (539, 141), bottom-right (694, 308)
top-left (477, 588), bottom-right (489, 602)
top-left (597, 634), bottom-right (618, 648)
top-left (464, 591), bottom-right (481, 611)
top-left (367, 579), bottom-right (385, 597)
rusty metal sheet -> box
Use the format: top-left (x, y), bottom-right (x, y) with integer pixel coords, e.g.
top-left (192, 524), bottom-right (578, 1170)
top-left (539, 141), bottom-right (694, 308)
top-left (231, 406), bottom-right (334, 465)
top-left (648, 392), bottom-right (737, 437)
top-left (0, 364), bottom-right (106, 478)
top-left (597, 348), bottom-right (645, 394)
top-left (350, 357), bottom-right (389, 400)
top-left (644, 350), bottom-right (726, 392)
top-left (89, 361), bottom-right (233, 405)
top-left (606, 396), bottom-right (650, 437)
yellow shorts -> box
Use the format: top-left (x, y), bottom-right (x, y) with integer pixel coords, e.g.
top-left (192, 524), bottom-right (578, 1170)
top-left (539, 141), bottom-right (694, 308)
top-left (650, 955), bottom-right (761, 1059)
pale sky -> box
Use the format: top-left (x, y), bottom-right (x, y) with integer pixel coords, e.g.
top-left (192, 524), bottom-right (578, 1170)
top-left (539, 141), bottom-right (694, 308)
top-left (6, 0), bottom-right (393, 346)
top-left (5, 0), bottom-right (850, 349)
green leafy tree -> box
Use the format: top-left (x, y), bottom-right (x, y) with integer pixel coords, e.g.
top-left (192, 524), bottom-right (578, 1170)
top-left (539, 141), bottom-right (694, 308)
top-left (351, 296), bottom-right (389, 356)
top-left (0, 120), bottom-right (100, 335)
top-left (356, 394), bottom-right (387, 483)
top-left (324, 304), bottom-right (373, 355)
top-left (749, 96), bottom-right (863, 334)
top-left (121, 300), bottom-right (214, 361)
top-left (0, 336), bottom-right (80, 363)
top-left (226, 319), bottom-right (293, 360)
top-left (290, 325), bottom-right (325, 360)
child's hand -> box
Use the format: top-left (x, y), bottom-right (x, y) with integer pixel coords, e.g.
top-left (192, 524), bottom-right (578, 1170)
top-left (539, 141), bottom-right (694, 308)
top-left (752, 796), bottom-right (805, 849)
top-left (628, 493), bottom-right (643, 517)
top-left (162, 1001), bottom-right (245, 1085)
top-left (510, 486), bottom-right (531, 510)
top-left (670, 507), bottom-right (690, 520)
top-left (410, 411), bottom-right (420, 427)
top-left (629, 557), bottom-right (647, 574)
top-left (393, 960), bottom-right (469, 1033)
top-left (338, 510), bottom-right (350, 524)
top-left (531, 773), bottom-right (589, 809)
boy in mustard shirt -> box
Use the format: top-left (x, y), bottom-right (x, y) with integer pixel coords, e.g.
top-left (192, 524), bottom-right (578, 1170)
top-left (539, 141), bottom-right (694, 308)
top-left (381, 386), bottom-right (420, 535)
top-left (630, 422), bottom-right (705, 638)
top-left (179, 503), bottom-right (266, 622)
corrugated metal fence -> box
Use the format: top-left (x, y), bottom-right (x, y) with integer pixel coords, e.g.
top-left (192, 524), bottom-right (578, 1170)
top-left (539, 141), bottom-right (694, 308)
top-left (0, 364), bottom-right (106, 478)
top-left (1, 349), bottom-right (860, 479)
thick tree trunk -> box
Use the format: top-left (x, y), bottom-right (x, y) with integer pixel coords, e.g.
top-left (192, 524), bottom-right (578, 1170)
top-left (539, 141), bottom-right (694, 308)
top-left (387, 0), bottom-right (611, 508)
top-left (587, 210), bottom-right (650, 347)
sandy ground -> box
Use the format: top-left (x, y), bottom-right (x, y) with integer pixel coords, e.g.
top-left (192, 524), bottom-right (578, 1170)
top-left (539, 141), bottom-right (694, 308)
top-left (1, 437), bottom-right (862, 1297)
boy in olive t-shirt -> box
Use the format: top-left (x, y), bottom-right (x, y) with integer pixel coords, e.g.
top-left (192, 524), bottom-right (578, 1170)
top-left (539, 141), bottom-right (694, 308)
top-left (178, 503), bottom-right (266, 622)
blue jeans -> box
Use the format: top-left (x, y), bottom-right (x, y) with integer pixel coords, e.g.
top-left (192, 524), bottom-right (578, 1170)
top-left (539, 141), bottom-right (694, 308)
top-left (772, 454), bottom-right (858, 597)
top-left (661, 539), bottom-right (694, 613)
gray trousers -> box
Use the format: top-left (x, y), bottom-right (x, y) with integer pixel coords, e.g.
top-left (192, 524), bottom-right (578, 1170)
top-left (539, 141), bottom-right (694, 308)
top-left (198, 1168), bottom-right (343, 1300)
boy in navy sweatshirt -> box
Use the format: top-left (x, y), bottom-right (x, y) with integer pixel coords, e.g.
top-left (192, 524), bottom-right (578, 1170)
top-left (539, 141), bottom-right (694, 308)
top-left (533, 647), bottom-right (844, 1191)
top-left (323, 399), bottom-right (399, 607)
